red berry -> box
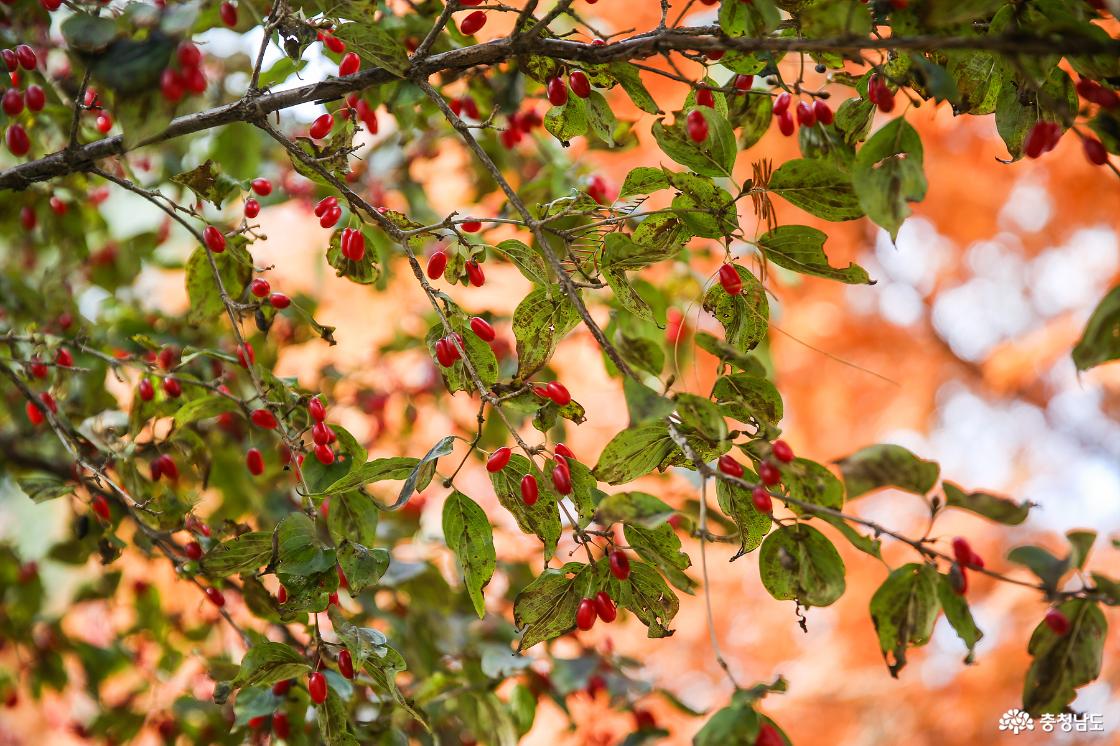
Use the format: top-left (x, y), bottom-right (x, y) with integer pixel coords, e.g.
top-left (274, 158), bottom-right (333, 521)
top-left (771, 440), bottom-right (794, 463)
top-left (49, 195), bottom-right (66, 215)
top-left (95, 113), bottom-right (113, 134)
top-left (1024, 121), bottom-right (1052, 158)
top-left (277, 585), bottom-right (288, 604)
top-left (686, 109), bottom-right (708, 142)
top-left (338, 52), bottom-right (360, 77)
top-left (796, 100), bottom-right (816, 127)
top-left (1044, 608), bottom-right (1070, 636)
top-left (551, 464), bottom-right (572, 494)
top-left (2, 88), bottom-right (23, 116)
top-left (185, 541), bottom-right (203, 560)
top-left (314, 444), bottom-right (335, 465)
top-left (6, 124), bottom-right (30, 157)
top-left (520, 474), bottom-right (539, 505)
top-left (465, 260), bottom-right (485, 287)
top-left (813, 99), bottom-right (834, 125)
top-left (203, 226), bottom-right (226, 253)
top-left (41, 0), bottom-right (62, 10)
top-left (1, 50), bottom-right (15, 73)
top-left (718, 264), bottom-right (742, 295)
top-left (15, 45), bottom-right (36, 71)
top-left (338, 649), bottom-right (354, 679)
top-left (246, 448), bottom-right (264, 475)
top-left (25, 400), bottom-right (44, 425)
top-left (38, 392), bottom-right (57, 414)
top-left (28, 358), bottom-right (47, 378)
top-left (469, 316), bottom-right (495, 342)
top-left (576, 598), bottom-right (596, 631)
top-left (696, 87), bottom-right (715, 108)
top-left (309, 113), bottom-right (334, 140)
top-left (569, 70), bottom-right (591, 99)
top-left (342, 229), bottom-right (366, 261)
top-left (434, 337), bottom-right (456, 367)
top-left (758, 461), bottom-right (781, 486)
top-left (19, 206), bottom-right (36, 230)
top-left (91, 494), bottom-right (111, 520)
top-left (236, 343), bottom-right (255, 368)
top-left (460, 0), bottom-right (483, 4)
top-left (461, 96), bottom-right (481, 120)
top-left (545, 381), bottom-right (571, 406)
top-left (320, 205), bottom-right (342, 229)
top-left (24, 85), bottom-right (43, 112)
top-left (546, 76), bottom-right (568, 107)
top-left (555, 443), bottom-right (575, 461)
top-left (427, 250), bottom-right (448, 279)
top-left (609, 550), bottom-right (630, 580)
top-left (717, 454), bottom-right (743, 477)
top-left (160, 69), bottom-right (185, 102)
top-left (244, 198), bottom-right (260, 218)
top-left (205, 587), bottom-right (225, 607)
top-left (459, 10), bottom-right (487, 35)
top-left (734, 74), bottom-right (754, 91)
top-left (269, 292), bottom-right (290, 309)
top-left (219, 1), bottom-right (238, 27)
top-left (752, 485), bottom-right (773, 513)
top-left (56, 348), bottom-right (73, 367)
top-left (249, 278), bottom-right (270, 298)
top-left (163, 378), bottom-right (182, 398)
top-left (951, 537), bottom-right (977, 567)
top-left (706, 50), bottom-right (724, 61)
top-left (587, 174), bottom-right (614, 205)
top-left (772, 92), bottom-right (792, 115)
top-left (594, 591), bottom-right (617, 622)
top-left (272, 712), bottom-right (290, 739)
top-left (183, 66), bottom-right (208, 94)
top-left (251, 409), bottom-right (278, 429)
top-left (755, 723), bottom-right (784, 746)
top-left (324, 33), bottom-right (346, 54)
top-left (461, 220), bottom-right (483, 233)
top-left (314, 196), bottom-right (338, 217)
top-left (486, 447), bottom-right (512, 472)
top-left (328, 589), bottom-right (339, 605)
top-left (158, 454), bottom-right (179, 481)
top-left (250, 178), bottom-right (272, 196)
top-left (312, 421), bottom-right (332, 446)
top-left (777, 110), bottom-right (795, 136)
top-left (308, 672), bottom-right (327, 704)
top-left (272, 679), bottom-right (292, 696)
top-left (1084, 137), bottom-right (1108, 165)
top-left (309, 397), bottom-right (327, 422)
top-left (177, 42), bottom-right (201, 68)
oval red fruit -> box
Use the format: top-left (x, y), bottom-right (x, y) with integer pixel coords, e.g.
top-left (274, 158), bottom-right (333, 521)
top-left (23, 85), bottom-right (42, 112)
top-left (308, 672), bottom-right (327, 704)
top-left (734, 74), bottom-right (753, 91)
top-left (594, 591), bottom-right (617, 622)
top-left (545, 381), bottom-right (571, 406)
top-left (6, 124), bottom-right (30, 156)
top-left (250, 278), bottom-right (270, 298)
top-left (219, 1), bottom-right (238, 27)
top-left (717, 454), bottom-right (743, 477)
top-left (486, 447), bottom-right (512, 472)
top-left (813, 99), bottom-right (834, 125)
top-left (251, 408), bottom-right (278, 429)
top-left (246, 448), bottom-right (264, 475)
top-left (338, 649), bottom-right (354, 679)
top-left (91, 494), bottom-right (111, 520)
top-left (138, 379), bottom-right (155, 401)
top-left (551, 464), bottom-right (572, 494)
top-left (520, 474), bottom-right (539, 505)
top-left (314, 444), bottom-right (335, 465)
top-left (26, 400), bottom-right (44, 425)
top-left (576, 598), bottom-right (596, 631)
top-left (309, 397), bottom-right (327, 422)
top-left (272, 679), bottom-right (292, 696)
top-left (1084, 137), bottom-right (1108, 165)
top-left (185, 541), bottom-right (203, 560)
top-left (272, 712), bottom-right (290, 739)
top-left (469, 316), bottom-right (495, 342)
top-left (777, 110), bottom-right (795, 136)
top-left (309, 113), bottom-right (334, 140)
top-left (609, 550), bottom-right (630, 580)
top-left (178, 42), bottom-right (202, 68)
top-left (320, 206), bottom-right (343, 228)
top-left (758, 461), bottom-right (781, 486)
top-left (796, 100), bottom-right (816, 127)
top-left (465, 260), bottom-right (485, 287)
top-left (569, 70), bottom-right (591, 99)
top-left (203, 226), bottom-right (226, 253)
top-left (1044, 608), bottom-right (1070, 635)
top-left (696, 87), bottom-right (715, 108)
top-left (338, 52), bottom-right (360, 77)
top-left (244, 198), bottom-right (260, 218)
top-left (718, 264), bottom-right (742, 295)
top-left (163, 378), bottom-right (182, 398)
top-left (15, 45), bottom-right (36, 71)
top-left (546, 76), bottom-right (568, 107)
top-left (250, 177), bottom-right (272, 196)
top-left (555, 443), bottom-right (575, 461)
top-left (773, 91), bottom-right (791, 115)
top-left (205, 587), bottom-right (225, 607)
top-left (686, 109), bottom-right (708, 142)
top-left (427, 250), bottom-right (448, 279)
top-left (752, 485), bottom-right (773, 513)
top-left (459, 10), bottom-right (487, 35)
top-left (461, 220), bottom-right (483, 233)
top-left (771, 439), bottom-right (794, 463)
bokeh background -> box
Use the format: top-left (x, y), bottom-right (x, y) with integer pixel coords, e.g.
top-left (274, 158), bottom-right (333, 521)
top-left (2, 2), bottom-right (1119, 744)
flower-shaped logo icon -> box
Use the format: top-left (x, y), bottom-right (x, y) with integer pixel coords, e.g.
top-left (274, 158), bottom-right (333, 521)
top-left (998, 709), bottom-right (1035, 735)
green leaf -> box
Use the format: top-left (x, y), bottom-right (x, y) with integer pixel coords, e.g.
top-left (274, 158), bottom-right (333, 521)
top-left (318, 687), bottom-right (359, 745)
top-left (1072, 285), bottom-right (1120, 371)
top-left (943, 481), bottom-right (1031, 525)
top-left (666, 171), bottom-right (738, 239)
top-left (946, 51), bottom-right (1004, 115)
top-left (613, 561), bottom-right (679, 638)
top-left (757, 225), bottom-right (873, 284)
top-left (816, 512), bottom-right (882, 559)
top-left (799, 0), bottom-right (871, 37)
top-left (712, 373), bottom-right (783, 428)
top-left (586, 90), bottom-right (618, 146)
top-left (936, 572), bottom-right (983, 663)
top-left (16, 474), bottom-right (73, 503)
top-left (544, 94), bottom-right (589, 144)
top-left (782, 457), bottom-right (845, 514)
top-left (277, 513), bottom-right (334, 576)
top-left (1006, 545), bottom-right (1069, 592)
top-left (715, 478), bottom-right (772, 558)
top-left (201, 532), bottom-right (273, 577)
top-left (651, 109), bottom-right (737, 178)
top-left (596, 491), bottom-right (675, 529)
top-left (694, 332), bottom-right (767, 374)
top-left (327, 491), bottom-right (380, 546)
top-left (835, 97), bottom-right (876, 145)
top-left (623, 377), bottom-right (676, 425)
top-left (1023, 599), bottom-right (1107, 714)
top-left (513, 285), bottom-right (581, 378)
top-left (995, 68), bottom-right (1078, 160)
top-left (608, 62), bottom-right (660, 114)
top-left (332, 23), bottom-right (408, 77)
top-left (729, 91), bottom-right (773, 151)
top-left (675, 393), bottom-right (727, 444)
top-left (514, 563), bottom-right (593, 650)
top-left (593, 421), bottom-right (676, 485)
top-left (171, 160), bottom-right (239, 209)
top-left (326, 226), bottom-right (381, 285)
top-left (759, 524), bottom-right (846, 607)
top-left (316, 457), bottom-right (420, 496)
top-left (185, 240), bottom-right (252, 323)
top-left (231, 641), bottom-right (310, 688)
top-left (392, 435), bottom-right (453, 510)
top-left (702, 265), bottom-right (769, 353)
top-left (442, 491), bottom-right (496, 618)
top-left (768, 159), bottom-right (864, 221)
top-left (719, 0), bottom-right (780, 37)
top-left (336, 541), bottom-right (389, 593)
top-left (619, 167), bottom-right (670, 199)
top-left (693, 703), bottom-right (760, 746)
top-left (488, 453), bottom-right (562, 560)
top-left (853, 117), bottom-right (927, 240)
top-left (172, 395), bottom-right (239, 427)
top-left (60, 12), bottom-right (118, 53)
top-left (494, 239), bottom-right (550, 286)
top-left (837, 444), bottom-right (940, 499)
top-left (869, 564), bottom-right (941, 677)
top-left (624, 523), bottom-right (696, 594)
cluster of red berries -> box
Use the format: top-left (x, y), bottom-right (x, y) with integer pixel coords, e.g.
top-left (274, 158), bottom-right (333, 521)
top-left (338, 227), bottom-right (367, 261)
top-left (499, 107), bottom-right (543, 148)
top-left (150, 453), bottom-right (180, 482)
top-left (434, 332), bottom-right (465, 367)
top-left (3, 45), bottom-right (39, 156)
top-left (341, 93), bottom-right (379, 135)
top-left (315, 195), bottom-right (343, 228)
top-left (949, 536), bottom-right (985, 595)
top-left (866, 73), bottom-right (896, 112)
top-left (307, 395), bottom-right (338, 465)
top-left (449, 95), bottom-right (481, 120)
top-left (717, 439), bottom-right (795, 514)
top-left (1024, 77), bottom-right (1115, 165)
top-left (575, 550), bottom-right (629, 631)
top-left (425, 246), bottom-right (486, 287)
top-left (772, 92), bottom-right (833, 136)
top-left (546, 70), bottom-right (592, 109)
top-left (160, 42), bottom-right (208, 103)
